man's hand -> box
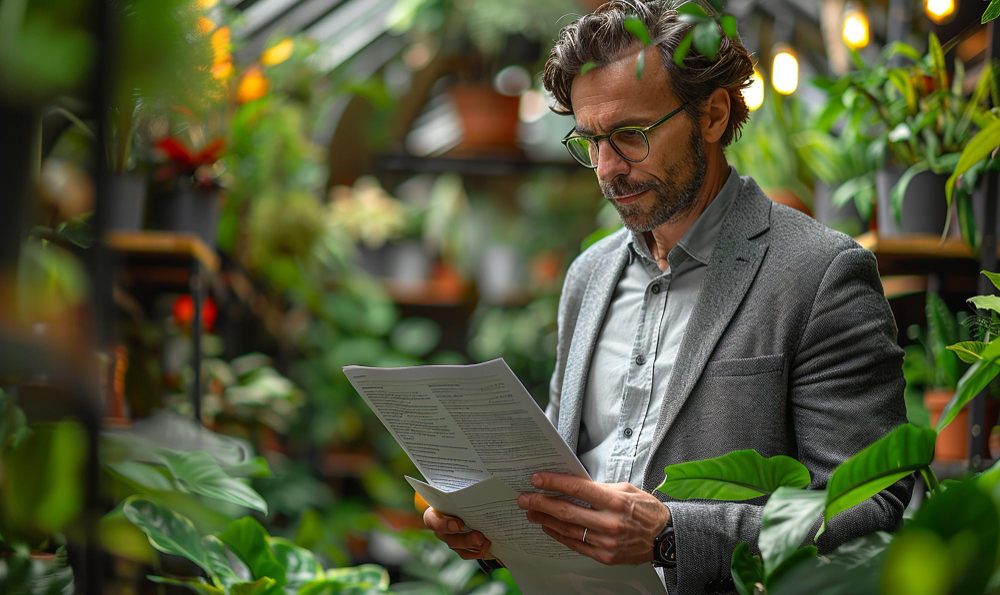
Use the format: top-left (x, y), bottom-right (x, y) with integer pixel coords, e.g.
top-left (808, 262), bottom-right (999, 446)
top-left (422, 507), bottom-right (495, 560)
top-left (517, 472), bottom-right (671, 566)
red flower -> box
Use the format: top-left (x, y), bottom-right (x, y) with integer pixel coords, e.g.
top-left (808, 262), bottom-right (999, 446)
top-left (156, 136), bottom-right (225, 175)
top-left (172, 295), bottom-right (218, 332)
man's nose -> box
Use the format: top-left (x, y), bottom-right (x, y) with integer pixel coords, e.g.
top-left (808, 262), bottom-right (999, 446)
top-left (595, 139), bottom-right (630, 181)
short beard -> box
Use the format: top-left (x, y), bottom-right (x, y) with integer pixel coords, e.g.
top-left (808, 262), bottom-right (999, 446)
top-left (601, 127), bottom-right (708, 233)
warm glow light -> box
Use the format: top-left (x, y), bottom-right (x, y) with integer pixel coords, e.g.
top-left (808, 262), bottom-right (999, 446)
top-left (199, 0), bottom-right (219, 7)
top-left (841, 7), bottom-right (870, 49)
top-left (925, 0), bottom-right (956, 23)
top-left (211, 61), bottom-right (233, 80)
top-left (743, 69), bottom-right (765, 111)
top-left (771, 49), bottom-right (799, 95)
top-left (237, 67), bottom-right (269, 103)
top-left (211, 27), bottom-right (230, 56)
top-left (261, 38), bottom-right (294, 66)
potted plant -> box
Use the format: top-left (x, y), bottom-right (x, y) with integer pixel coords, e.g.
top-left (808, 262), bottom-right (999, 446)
top-left (827, 35), bottom-right (995, 244)
top-left (725, 93), bottom-right (815, 216)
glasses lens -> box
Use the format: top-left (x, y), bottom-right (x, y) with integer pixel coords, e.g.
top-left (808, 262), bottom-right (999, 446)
top-left (566, 137), bottom-right (597, 167)
top-left (610, 129), bottom-right (649, 162)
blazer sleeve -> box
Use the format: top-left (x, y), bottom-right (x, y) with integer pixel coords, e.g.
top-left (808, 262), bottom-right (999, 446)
top-left (664, 246), bottom-right (915, 594)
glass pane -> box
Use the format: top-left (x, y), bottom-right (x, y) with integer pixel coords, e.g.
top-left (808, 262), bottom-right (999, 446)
top-left (610, 129), bottom-right (648, 161)
top-left (566, 137), bottom-right (597, 166)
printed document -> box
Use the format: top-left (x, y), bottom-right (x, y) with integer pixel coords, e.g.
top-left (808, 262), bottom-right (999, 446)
top-left (343, 358), bottom-right (665, 594)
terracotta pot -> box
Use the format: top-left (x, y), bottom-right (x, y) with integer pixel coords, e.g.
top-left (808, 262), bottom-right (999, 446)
top-left (449, 84), bottom-right (522, 155)
top-left (925, 389), bottom-right (1000, 461)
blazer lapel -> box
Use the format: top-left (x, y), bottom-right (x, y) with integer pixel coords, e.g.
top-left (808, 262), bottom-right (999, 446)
top-left (643, 178), bottom-right (773, 482)
top-left (558, 246), bottom-right (630, 452)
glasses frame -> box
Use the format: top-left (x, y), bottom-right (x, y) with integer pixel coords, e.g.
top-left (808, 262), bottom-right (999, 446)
top-left (560, 101), bottom-right (691, 169)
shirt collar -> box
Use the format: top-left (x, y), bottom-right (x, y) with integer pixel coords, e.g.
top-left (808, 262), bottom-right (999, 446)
top-left (623, 165), bottom-right (742, 268)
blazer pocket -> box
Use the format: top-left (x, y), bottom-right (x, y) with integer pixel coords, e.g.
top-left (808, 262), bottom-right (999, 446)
top-left (702, 352), bottom-right (785, 378)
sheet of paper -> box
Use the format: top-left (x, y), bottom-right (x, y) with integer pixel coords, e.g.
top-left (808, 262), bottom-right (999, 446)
top-left (406, 475), bottom-right (664, 594)
top-left (344, 359), bottom-right (665, 594)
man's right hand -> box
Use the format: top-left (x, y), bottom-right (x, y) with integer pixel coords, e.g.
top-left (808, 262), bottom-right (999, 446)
top-left (422, 507), bottom-right (494, 560)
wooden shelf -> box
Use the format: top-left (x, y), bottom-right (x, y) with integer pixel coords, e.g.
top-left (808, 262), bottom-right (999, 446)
top-left (854, 232), bottom-right (992, 277)
top-left (107, 231), bottom-right (219, 274)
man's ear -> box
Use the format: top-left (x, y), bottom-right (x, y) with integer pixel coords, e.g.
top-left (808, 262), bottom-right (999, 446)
top-left (701, 87), bottom-right (731, 144)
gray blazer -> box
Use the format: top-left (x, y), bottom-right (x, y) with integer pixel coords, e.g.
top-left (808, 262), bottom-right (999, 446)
top-left (545, 175), bottom-right (914, 594)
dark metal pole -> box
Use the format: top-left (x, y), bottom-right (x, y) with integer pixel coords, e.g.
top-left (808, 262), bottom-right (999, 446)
top-left (191, 263), bottom-right (203, 423)
top-left (970, 18), bottom-right (1000, 471)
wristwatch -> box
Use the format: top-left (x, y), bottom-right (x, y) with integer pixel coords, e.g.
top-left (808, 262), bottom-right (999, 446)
top-left (651, 519), bottom-right (676, 568)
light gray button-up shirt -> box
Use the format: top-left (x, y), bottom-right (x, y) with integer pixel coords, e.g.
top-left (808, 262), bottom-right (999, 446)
top-left (578, 166), bottom-right (742, 486)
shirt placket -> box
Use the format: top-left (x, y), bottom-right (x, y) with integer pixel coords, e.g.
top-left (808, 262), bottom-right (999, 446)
top-left (614, 263), bottom-right (671, 482)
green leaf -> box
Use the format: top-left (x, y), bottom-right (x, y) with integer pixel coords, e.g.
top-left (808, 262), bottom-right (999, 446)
top-left (106, 461), bottom-right (175, 491)
top-left (936, 341), bottom-right (1000, 432)
top-left (945, 112), bottom-right (1000, 207)
top-left (928, 33), bottom-right (948, 94)
top-left (821, 424), bottom-right (936, 536)
top-left (984, 0), bottom-right (1000, 23)
top-left (885, 478), bottom-right (998, 594)
top-left (224, 456), bottom-right (273, 479)
top-left (693, 21), bottom-right (721, 61)
top-left (123, 496), bottom-right (208, 571)
top-left (983, 270), bottom-right (1000, 291)
top-left (202, 535), bottom-right (243, 590)
top-left (926, 291), bottom-right (960, 389)
top-left (635, 50), bottom-right (645, 80)
top-left (955, 188), bottom-right (981, 252)
top-left (882, 41), bottom-right (922, 63)
top-left (676, 2), bottom-right (710, 21)
top-left (299, 565), bottom-right (390, 594)
top-left (0, 389), bottom-right (29, 452)
top-left (887, 69), bottom-right (917, 114)
top-left (720, 14), bottom-right (737, 39)
top-left (55, 217), bottom-right (95, 249)
top-left (218, 517), bottom-right (286, 587)
top-left (391, 317), bottom-right (441, 358)
top-left (706, 0), bottom-right (722, 11)
top-left (156, 449), bottom-right (268, 513)
top-left (674, 30), bottom-right (694, 67)
top-left (580, 61), bottom-right (597, 76)
top-left (970, 295), bottom-right (1000, 314)
top-left (758, 488), bottom-right (826, 575)
top-left (269, 537), bottom-right (322, 589)
top-left (731, 542), bottom-right (764, 595)
top-left (890, 161), bottom-right (929, 227)
top-left (147, 576), bottom-right (223, 594)
top-left (947, 340), bottom-right (988, 364)
top-left (623, 15), bottom-right (651, 46)
top-left (231, 578), bottom-right (277, 595)
top-left (657, 449), bottom-right (810, 500)
top-left (765, 546), bottom-right (817, 587)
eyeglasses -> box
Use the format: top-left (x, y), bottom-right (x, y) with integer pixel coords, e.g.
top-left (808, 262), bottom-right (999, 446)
top-left (561, 101), bottom-right (690, 169)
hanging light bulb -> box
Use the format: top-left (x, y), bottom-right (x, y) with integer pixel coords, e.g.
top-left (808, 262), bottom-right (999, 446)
top-left (743, 68), bottom-right (765, 110)
top-left (771, 47), bottom-right (799, 95)
top-left (841, 4), bottom-right (870, 50)
top-left (925, 0), bottom-right (956, 24)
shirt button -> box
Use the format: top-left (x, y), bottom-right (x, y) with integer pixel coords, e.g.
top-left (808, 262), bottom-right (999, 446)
top-left (624, 428), bottom-right (633, 437)
top-left (651, 284), bottom-right (661, 294)
top-left (635, 354), bottom-right (646, 366)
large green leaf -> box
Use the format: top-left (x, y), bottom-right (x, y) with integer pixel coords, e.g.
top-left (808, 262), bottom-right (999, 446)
top-left (673, 30), bottom-right (694, 67)
top-left (156, 449), bottom-right (268, 514)
top-left (758, 488), bottom-right (826, 575)
top-left (202, 535), bottom-right (243, 590)
top-left (765, 546), bottom-right (817, 587)
top-left (883, 477), bottom-right (998, 594)
top-left (984, 0), bottom-right (1000, 23)
top-left (821, 424), bottom-right (936, 536)
top-left (730, 542), bottom-right (764, 595)
top-left (936, 344), bottom-right (1000, 432)
top-left (926, 291), bottom-right (960, 389)
top-left (890, 161), bottom-right (929, 227)
top-left (147, 576), bottom-right (223, 594)
top-left (768, 533), bottom-right (890, 595)
top-left (106, 461), bottom-right (175, 491)
top-left (946, 117), bottom-right (1000, 206)
top-left (983, 270), bottom-right (1000, 291)
top-left (3, 422), bottom-right (86, 542)
top-left (947, 340), bottom-right (988, 364)
top-left (970, 295), bottom-right (1000, 314)
top-left (692, 21), bottom-right (721, 61)
top-left (231, 578), bottom-right (277, 595)
top-left (623, 15), bottom-right (651, 46)
top-left (218, 517), bottom-right (286, 588)
top-left (657, 450), bottom-right (810, 500)
top-left (269, 537), bottom-right (322, 589)
top-left (299, 564), bottom-right (391, 594)
top-left (123, 496), bottom-right (208, 571)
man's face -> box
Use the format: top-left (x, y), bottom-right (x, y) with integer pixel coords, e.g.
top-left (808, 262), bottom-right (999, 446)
top-left (569, 45), bottom-right (707, 233)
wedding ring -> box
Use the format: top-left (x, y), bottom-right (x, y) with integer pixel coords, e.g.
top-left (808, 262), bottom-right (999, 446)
top-left (582, 527), bottom-right (588, 543)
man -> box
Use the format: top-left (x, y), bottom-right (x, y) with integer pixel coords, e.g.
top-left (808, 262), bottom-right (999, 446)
top-left (423, 1), bottom-right (913, 593)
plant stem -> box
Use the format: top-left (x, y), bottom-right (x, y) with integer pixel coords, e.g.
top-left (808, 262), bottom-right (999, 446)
top-left (921, 466), bottom-right (941, 496)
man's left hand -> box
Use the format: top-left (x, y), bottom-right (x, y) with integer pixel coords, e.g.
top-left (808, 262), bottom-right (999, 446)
top-left (517, 472), bottom-right (671, 566)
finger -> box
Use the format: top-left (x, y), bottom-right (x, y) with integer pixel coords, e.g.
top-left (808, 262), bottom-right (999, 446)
top-left (423, 507), bottom-right (465, 533)
top-left (525, 510), bottom-right (608, 548)
top-left (434, 530), bottom-right (488, 551)
top-left (540, 526), bottom-right (613, 565)
top-left (531, 472), bottom-right (613, 509)
top-left (517, 493), bottom-right (614, 532)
